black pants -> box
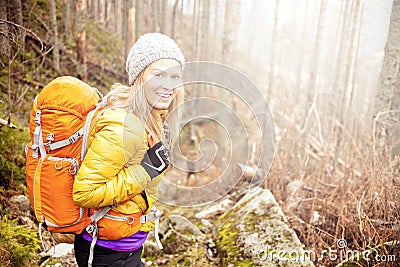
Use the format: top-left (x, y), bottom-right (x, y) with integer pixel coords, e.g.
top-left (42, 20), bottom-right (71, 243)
top-left (74, 234), bottom-right (144, 267)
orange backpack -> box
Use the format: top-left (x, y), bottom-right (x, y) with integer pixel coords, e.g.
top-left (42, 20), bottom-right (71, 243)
top-left (25, 76), bottom-right (103, 235)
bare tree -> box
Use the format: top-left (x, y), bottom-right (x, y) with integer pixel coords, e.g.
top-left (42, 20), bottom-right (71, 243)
top-left (62, 0), bottom-right (72, 41)
top-left (106, 0), bottom-right (115, 31)
top-left (12, 0), bottom-right (24, 68)
top-left (340, 0), bottom-right (361, 128)
top-left (171, 0), bottom-right (180, 38)
top-left (218, 0), bottom-right (239, 166)
top-left (99, 0), bottom-right (105, 25)
top-left (159, 0), bottom-right (168, 34)
top-left (374, 0), bottom-right (400, 160)
top-left (267, 0), bottom-right (280, 100)
top-left (348, 2), bottom-right (364, 138)
top-left (0, 1), bottom-right (10, 59)
top-left (126, 0), bottom-right (135, 59)
top-left (152, 0), bottom-right (160, 32)
top-left (76, 0), bottom-right (87, 81)
top-left (333, 0), bottom-right (353, 125)
top-left (222, 0), bottom-right (237, 60)
top-left (122, 0), bottom-right (129, 58)
top-left (300, 0), bottom-right (327, 135)
top-left (191, 0), bottom-right (200, 60)
top-left (212, 0), bottom-right (220, 61)
top-left (200, 0), bottom-right (210, 60)
top-left (49, 0), bottom-right (60, 72)
top-left (115, 0), bottom-right (122, 37)
top-left (135, 0), bottom-right (144, 39)
top-left (294, 1), bottom-right (310, 102)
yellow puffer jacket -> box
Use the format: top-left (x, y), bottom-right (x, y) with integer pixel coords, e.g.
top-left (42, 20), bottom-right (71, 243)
top-left (73, 108), bottom-right (163, 238)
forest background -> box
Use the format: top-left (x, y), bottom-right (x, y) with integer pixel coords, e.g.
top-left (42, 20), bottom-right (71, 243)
top-left (0, 0), bottom-right (399, 266)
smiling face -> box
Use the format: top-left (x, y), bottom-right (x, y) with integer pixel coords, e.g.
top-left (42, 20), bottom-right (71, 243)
top-left (142, 59), bottom-right (183, 110)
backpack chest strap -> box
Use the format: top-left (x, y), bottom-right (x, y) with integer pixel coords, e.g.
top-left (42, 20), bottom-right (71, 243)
top-left (48, 128), bottom-right (84, 151)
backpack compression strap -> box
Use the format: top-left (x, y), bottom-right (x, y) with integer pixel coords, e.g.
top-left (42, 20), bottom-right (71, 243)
top-left (32, 110), bottom-right (47, 159)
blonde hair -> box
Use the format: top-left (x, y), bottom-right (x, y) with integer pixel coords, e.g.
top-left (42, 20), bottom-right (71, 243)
top-left (103, 72), bottom-right (184, 149)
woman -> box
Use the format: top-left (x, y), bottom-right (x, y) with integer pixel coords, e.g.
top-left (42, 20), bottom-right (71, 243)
top-left (73, 33), bottom-right (185, 267)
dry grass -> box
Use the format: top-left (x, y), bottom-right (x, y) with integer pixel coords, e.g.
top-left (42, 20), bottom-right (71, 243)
top-left (265, 121), bottom-right (400, 266)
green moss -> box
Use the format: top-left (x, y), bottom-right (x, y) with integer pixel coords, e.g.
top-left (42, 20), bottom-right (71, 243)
top-left (165, 232), bottom-right (177, 244)
top-left (0, 215), bottom-right (39, 267)
top-left (0, 126), bottom-right (30, 189)
top-left (217, 221), bottom-right (244, 266)
top-left (166, 244), bottom-right (214, 267)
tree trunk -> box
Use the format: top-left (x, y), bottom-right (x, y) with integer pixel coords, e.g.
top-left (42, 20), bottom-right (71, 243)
top-left (76, 0), bottom-right (87, 81)
top-left (340, 0), bottom-right (361, 128)
top-left (300, 0), bottom-right (327, 134)
top-left (62, 0), bottom-right (72, 41)
top-left (222, 0), bottom-right (236, 60)
top-left (325, 0), bottom-right (345, 134)
top-left (333, 0), bottom-right (353, 124)
top-left (294, 1), bottom-right (310, 103)
top-left (99, 0), bottom-right (105, 25)
top-left (171, 0), bottom-right (179, 38)
top-left (143, 0), bottom-right (151, 33)
top-left (159, 0), bottom-right (168, 34)
top-left (330, 0), bottom-right (353, 155)
top-left (12, 0), bottom-right (24, 69)
top-left (115, 0), bottom-right (121, 37)
top-left (267, 0), bottom-right (280, 100)
top-left (49, 0), bottom-right (60, 72)
top-left (0, 0), bottom-right (10, 58)
top-left (135, 0), bottom-right (144, 39)
top-left (11, 0), bottom-right (23, 27)
top-left (200, 0), bottom-right (210, 60)
top-left (191, 0), bottom-right (199, 60)
top-left (217, 0), bottom-right (238, 167)
top-left (309, 0), bottom-right (327, 99)
top-left (212, 0), bottom-right (219, 61)
top-left (152, 0), bottom-right (160, 32)
top-left (126, 0), bottom-right (135, 58)
top-left (106, 0), bottom-right (115, 31)
top-left (348, 3), bottom-right (364, 140)
top-left (122, 0), bottom-right (128, 56)
top-left (374, 0), bottom-right (400, 160)
top-left (92, 0), bottom-right (98, 21)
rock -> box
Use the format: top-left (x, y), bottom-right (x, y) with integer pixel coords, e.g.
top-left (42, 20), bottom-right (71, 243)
top-left (39, 243), bottom-right (77, 267)
top-left (201, 218), bottom-right (213, 227)
top-left (216, 186), bottom-right (314, 266)
top-left (10, 195), bottom-right (31, 217)
top-left (166, 214), bottom-right (203, 235)
top-left (143, 240), bottom-right (161, 256)
top-left (40, 243), bottom-right (74, 258)
top-left (154, 214), bottom-right (204, 255)
top-left (195, 199), bottom-right (234, 219)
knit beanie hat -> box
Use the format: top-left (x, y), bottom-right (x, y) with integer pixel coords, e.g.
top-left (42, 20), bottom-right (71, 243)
top-left (126, 33), bottom-right (185, 85)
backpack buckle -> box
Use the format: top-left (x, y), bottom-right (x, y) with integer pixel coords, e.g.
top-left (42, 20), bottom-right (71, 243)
top-left (46, 133), bottom-right (54, 142)
top-left (86, 224), bottom-right (96, 234)
top-left (34, 110), bottom-right (41, 125)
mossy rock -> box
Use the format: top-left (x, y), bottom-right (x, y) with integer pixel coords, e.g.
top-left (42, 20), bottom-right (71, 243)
top-left (216, 187), bottom-right (314, 267)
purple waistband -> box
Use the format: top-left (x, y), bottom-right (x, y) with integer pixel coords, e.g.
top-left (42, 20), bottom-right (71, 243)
top-left (82, 231), bottom-right (149, 252)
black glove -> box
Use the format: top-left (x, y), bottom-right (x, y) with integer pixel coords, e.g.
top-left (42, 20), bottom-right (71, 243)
top-left (141, 141), bottom-right (169, 179)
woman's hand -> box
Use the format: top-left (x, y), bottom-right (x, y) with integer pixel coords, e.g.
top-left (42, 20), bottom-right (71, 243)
top-left (140, 141), bottom-right (169, 179)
